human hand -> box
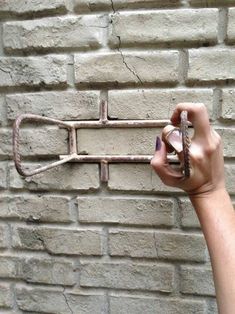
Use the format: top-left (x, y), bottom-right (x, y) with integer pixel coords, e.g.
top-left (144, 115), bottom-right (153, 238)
top-left (151, 103), bottom-right (225, 197)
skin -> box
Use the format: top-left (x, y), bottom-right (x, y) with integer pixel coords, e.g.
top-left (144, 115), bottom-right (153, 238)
top-left (151, 103), bottom-right (235, 314)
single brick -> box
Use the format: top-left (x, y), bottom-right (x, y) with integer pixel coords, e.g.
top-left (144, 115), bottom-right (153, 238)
top-left (3, 16), bottom-right (106, 52)
top-left (180, 266), bottom-right (215, 296)
top-left (189, 0), bottom-right (235, 6)
top-left (9, 163), bottom-right (100, 191)
top-left (75, 0), bottom-right (180, 12)
top-left (109, 230), bottom-right (206, 261)
top-left (78, 197), bottom-right (174, 226)
top-left (6, 91), bottom-right (100, 121)
top-left (0, 163), bottom-right (7, 189)
top-left (188, 48), bottom-right (235, 82)
top-left (0, 284), bottom-right (13, 309)
top-left (178, 198), bottom-right (201, 228)
top-left (108, 89), bottom-right (214, 120)
top-left (16, 287), bottom-right (106, 313)
top-left (108, 164), bottom-right (180, 192)
top-left (0, 195), bottom-right (71, 222)
top-left (0, 127), bottom-right (67, 157)
top-left (220, 89), bottom-right (235, 120)
top-left (225, 164), bottom-right (235, 194)
top-left (110, 295), bottom-right (206, 314)
top-left (0, 225), bottom-right (8, 248)
top-left (109, 9), bottom-right (217, 47)
top-left (227, 9), bottom-right (235, 43)
top-left (80, 262), bottom-right (174, 292)
top-left (74, 51), bottom-right (179, 86)
top-left (77, 128), bottom-right (160, 155)
top-left (19, 257), bottom-right (75, 286)
top-left (0, 56), bottom-right (67, 87)
top-left (0, 256), bottom-right (17, 278)
top-left (216, 128), bottom-right (235, 157)
top-left (12, 226), bottom-right (102, 255)
top-left (0, 95), bottom-right (6, 126)
top-left (0, 0), bottom-right (67, 16)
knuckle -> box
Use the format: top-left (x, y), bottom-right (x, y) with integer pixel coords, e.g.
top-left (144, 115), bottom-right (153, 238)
top-left (150, 157), bottom-right (162, 170)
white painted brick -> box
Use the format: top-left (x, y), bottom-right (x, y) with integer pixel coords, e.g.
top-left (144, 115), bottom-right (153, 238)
top-left (109, 230), bottom-right (206, 261)
top-left (0, 195), bottom-right (72, 223)
top-left (12, 226), bottom-right (102, 255)
top-left (0, 0), bottom-right (67, 16)
top-left (6, 91), bottom-right (100, 121)
top-left (0, 56), bottom-right (67, 87)
top-left (108, 89), bottom-right (214, 120)
top-left (9, 163), bottom-right (100, 191)
top-left (78, 197), bottom-right (175, 226)
top-left (109, 9), bottom-right (218, 47)
top-left (81, 262), bottom-right (174, 292)
top-left (3, 16), bottom-right (106, 52)
top-left (180, 266), bottom-right (215, 296)
top-left (74, 51), bottom-right (179, 86)
top-left (110, 295), bottom-right (206, 314)
top-left (188, 48), bottom-right (235, 82)
top-left (221, 89), bottom-right (235, 120)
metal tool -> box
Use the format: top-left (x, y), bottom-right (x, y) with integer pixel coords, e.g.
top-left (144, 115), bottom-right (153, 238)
top-left (12, 101), bottom-right (190, 182)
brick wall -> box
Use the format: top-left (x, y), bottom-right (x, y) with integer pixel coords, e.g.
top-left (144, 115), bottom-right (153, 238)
top-left (0, 0), bottom-right (234, 313)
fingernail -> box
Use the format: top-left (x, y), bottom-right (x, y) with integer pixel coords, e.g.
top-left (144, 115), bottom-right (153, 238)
top-left (155, 136), bottom-right (161, 151)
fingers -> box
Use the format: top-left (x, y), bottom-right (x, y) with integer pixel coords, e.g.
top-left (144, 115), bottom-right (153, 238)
top-left (151, 137), bottom-right (184, 187)
top-left (171, 103), bottom-right (211, 140)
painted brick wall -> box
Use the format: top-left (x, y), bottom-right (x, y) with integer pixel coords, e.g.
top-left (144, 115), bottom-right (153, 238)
top-left (0, 0), bottom-right (234, 313)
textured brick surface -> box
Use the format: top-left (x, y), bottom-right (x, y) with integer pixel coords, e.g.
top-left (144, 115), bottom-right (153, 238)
top-left (78, 197), bottom-right (175, 226)
top-left (13, 226), bottom-right (102, 255)
top-left (0, 1), bottom-right (234, 312)
top-left (6, 91), bottom-right (100, 121)
top-left (109, 9), bottom-right (218, 47)
top-left (74, 51), bottom-right (179, 86)
top-left (0, 56), bottom-right (68, 87)
top-left (110, 296), bottom-right (206, 314)
top-left (80, 262), bottom-right (174, 292)
top-left (3, 16), bottom-right (106, 52)
top-left (188, 48), bottom-right (235, 82)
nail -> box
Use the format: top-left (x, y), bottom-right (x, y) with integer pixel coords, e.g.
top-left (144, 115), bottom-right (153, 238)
top-left (155, 136), bottom-right (161, 151)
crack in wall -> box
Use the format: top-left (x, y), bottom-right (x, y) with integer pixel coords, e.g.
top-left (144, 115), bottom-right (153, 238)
top-left (63, 288), bottom-right (73, 314)
top-left (117, 36), bottom-right (143, 85)
top-left (110, 0), bottom-right (116, 13)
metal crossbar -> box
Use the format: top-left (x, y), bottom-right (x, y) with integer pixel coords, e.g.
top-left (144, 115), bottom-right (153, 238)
top-left (13, 101), bottom-right (186, 182)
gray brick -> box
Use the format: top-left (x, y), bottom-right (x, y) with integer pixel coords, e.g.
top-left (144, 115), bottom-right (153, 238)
top-left (80, 262), bottom-right (174, 292)
top-left (108, 89), bottom-right (214, 120)
top-left (12, 226), bottom-right (102, 255)
top-left (225, 164), bottom-right (235, 194)
top-left (20, 257), bottom-right (75, 285)
top-left (108, 164), bottom-right (180, 192)
top-left (74, 51), bottom-right (179, 86)
top-left (9, 163), bottom-right (100, 191)
top-left (0, 56), bottom-right (67, 87)
top-left (0, 127), bottom-right (67, 157)
top-left (0, 195), bottom-right (71, 223)
top-left (3, 16), bottom-right (106, 52)
top-left (0, 95), bottom-right (6, 126)
top-left (6, 91), bottom-right (100, 121)
top-left (0, 163), bottom-right (7, 189)
top-left (0, 257), bottom-right (16, 278)
top-left (179, 198), bottom-right (200, 228)
top-left (110, 295), bottom-right (206, 314)
top-left (75, 0), bottom-right (180, 12)
top-left (216, 128), bottom-right (235, 158)
top-left (188, 48), bottom-right (235, 83)
top-left (78, 197), bottom-right (174, 226)
top-left (0, 225), bottom-right (8, 249)
top-left (0, 284), bottom-right (13, 309)
top-left (77, 128), bottom-right (159, 155)
top-left (189, 0), bottom-right (235, 6)
top-left (109, 9), bottom-right (217, 47)
top-left (221, 89), bottom-right (235, 120)
top-left (109, 230), bottom-right (206, 262)
top-left (180, 266), bottom-right (215, 296)
top-left (16, 288), bottom-right (106, 314)
top-left (0, 0), bottom-right (67, 16)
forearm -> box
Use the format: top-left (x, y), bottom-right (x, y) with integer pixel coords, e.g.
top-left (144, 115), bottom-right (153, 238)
top-left (190, 189), bottom-right (235, 314)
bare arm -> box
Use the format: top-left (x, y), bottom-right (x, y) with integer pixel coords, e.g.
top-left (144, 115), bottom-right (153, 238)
top-left (151, 103), bottom-right (235, 314)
